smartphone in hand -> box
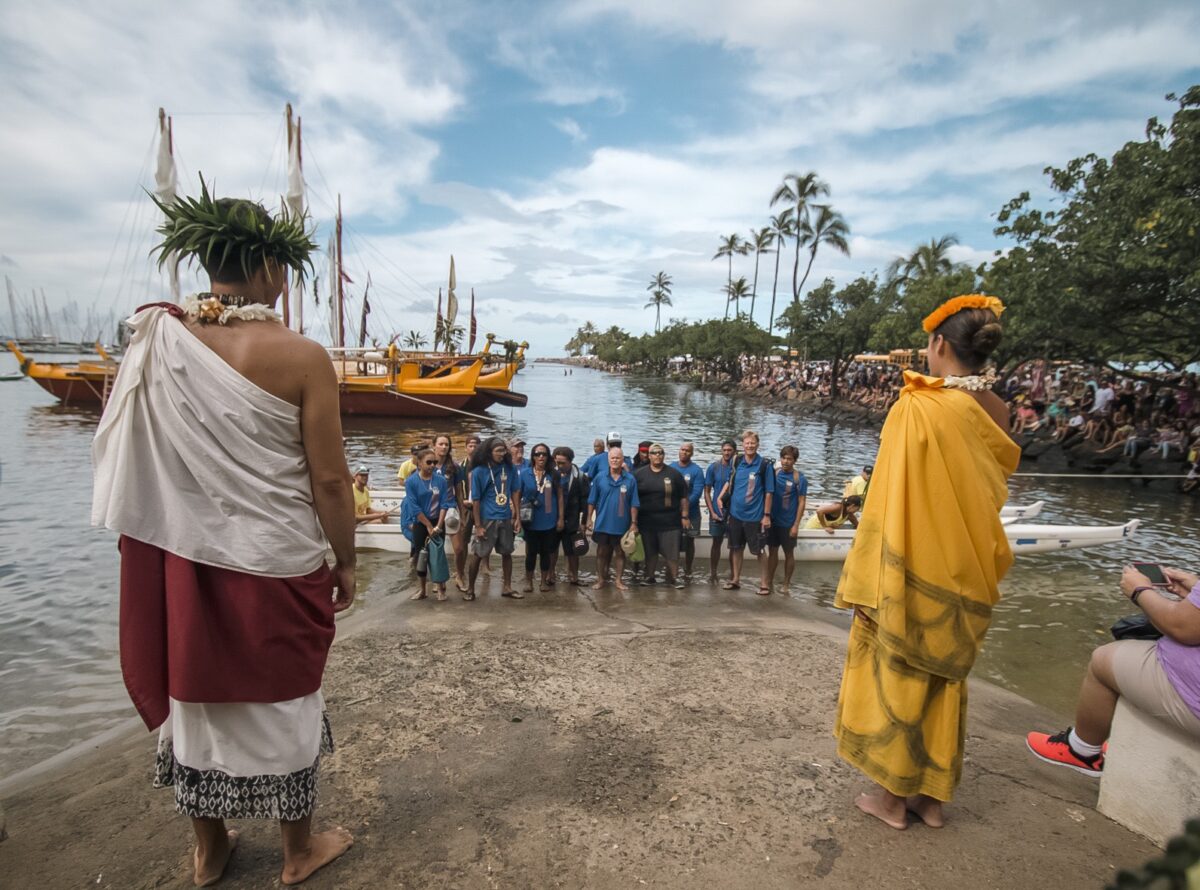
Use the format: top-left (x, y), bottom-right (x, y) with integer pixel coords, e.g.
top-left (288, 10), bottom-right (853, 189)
top-left (1132, 562), bottom-right (1170, 588)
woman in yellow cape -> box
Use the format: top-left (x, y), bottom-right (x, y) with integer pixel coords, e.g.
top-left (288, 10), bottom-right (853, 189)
top-left (833, 294), bottom-right (1019, 830)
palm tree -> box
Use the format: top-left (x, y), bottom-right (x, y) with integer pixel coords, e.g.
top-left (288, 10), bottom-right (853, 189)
top-left (885, 234), bottom-right (960, 288)
top-left (713, 233), bottom-right (750, 320)
top-left (403, 330), bottom-right (427, 350)
top-left (795, 204), bottom-right (851, 299)
top-left (769, 172), bottom-right (830, 302)
top-left (644, 271), bottom-right (674, 333)
top-left (767, 211), bottom-right (794, 333)
top-left (747, 227), bottom-right (774, 324)
top-left (723, 276), bottom-right (751, 318)
top-left (443, 322), bottom-right (465, 354)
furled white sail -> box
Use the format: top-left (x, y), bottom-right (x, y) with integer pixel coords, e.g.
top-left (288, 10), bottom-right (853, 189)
top-left (154, 109), bottom-right (180, 300)
top-left (285, 110), bottom-right (306, 332)
top-left (446, 254), bottom-right (458, 333)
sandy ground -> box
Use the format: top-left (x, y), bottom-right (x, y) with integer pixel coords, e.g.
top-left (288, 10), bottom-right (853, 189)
top-left (0, 571), bottom-right (1159, 889)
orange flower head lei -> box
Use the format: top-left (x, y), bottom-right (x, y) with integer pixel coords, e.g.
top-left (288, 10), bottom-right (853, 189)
top-left (921, 294), bottom-right (1005, 334)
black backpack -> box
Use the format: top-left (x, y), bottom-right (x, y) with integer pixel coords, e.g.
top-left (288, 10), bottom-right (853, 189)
top-left (719, 454), bottom-right (774, 512)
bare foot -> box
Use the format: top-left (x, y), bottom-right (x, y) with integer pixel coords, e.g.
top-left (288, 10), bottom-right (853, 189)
top-left (194, 829), bottom-right (240, 887)
top-left (281, 827), bottom-right (354, 885)
top-left (409, 590), bottom-right (427, 601)
top-left (905, 795), bottom-right (945, 828)
top-left (591, 580), bottom-right (606, 590)
top-left (522, 577), bottom-right (534, 593)
top-left (855, 791), bottom-right (908, 830)
top-left (614, 580), bottom-right (630, 591)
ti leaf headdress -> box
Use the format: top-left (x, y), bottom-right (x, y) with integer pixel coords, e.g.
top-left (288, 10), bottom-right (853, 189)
top-left (150, 175), bottom-right (318, 283)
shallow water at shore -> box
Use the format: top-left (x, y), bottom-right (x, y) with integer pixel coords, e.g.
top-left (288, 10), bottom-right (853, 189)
top-left (1, 356), bottom-right (1196, 780)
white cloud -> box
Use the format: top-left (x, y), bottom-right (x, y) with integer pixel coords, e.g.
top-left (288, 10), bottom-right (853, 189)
top-left (553, 117), bottom-right (588, 143)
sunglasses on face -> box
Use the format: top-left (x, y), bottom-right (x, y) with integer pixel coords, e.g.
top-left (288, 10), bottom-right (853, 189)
top-left (533, 452), bottom-right (549, 458)
top-left (423, 460), bottom-right (437, 466)
top-left (649, 449), bottom-right (664, 455)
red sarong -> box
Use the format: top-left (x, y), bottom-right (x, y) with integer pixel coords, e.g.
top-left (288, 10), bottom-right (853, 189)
top-left (119, 535), bottom-right (336, 730)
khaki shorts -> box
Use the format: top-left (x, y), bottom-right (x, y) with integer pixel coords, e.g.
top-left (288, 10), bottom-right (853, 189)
top-left (471, 519), bottom-right (515, 558)
top-left (1111, 639), bottom-right (1200, 739)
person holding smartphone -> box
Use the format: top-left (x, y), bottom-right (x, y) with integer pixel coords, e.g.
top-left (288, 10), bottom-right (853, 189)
top-left (1027, 564), bottom-right (1200, 775)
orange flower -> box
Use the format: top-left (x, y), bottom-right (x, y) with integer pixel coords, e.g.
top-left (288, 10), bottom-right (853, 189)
top-left (921, 294), bottom-right (1005, 333)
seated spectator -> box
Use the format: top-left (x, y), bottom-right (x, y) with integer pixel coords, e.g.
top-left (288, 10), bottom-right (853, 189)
top-left (1011, 399), bottom-right (1042, 435)
top-left (1027, 565), bottom-right (1200, 775)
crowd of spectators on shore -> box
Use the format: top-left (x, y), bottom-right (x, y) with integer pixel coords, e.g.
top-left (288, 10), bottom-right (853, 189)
top-left (577, 354), bottom-right (1200, 491)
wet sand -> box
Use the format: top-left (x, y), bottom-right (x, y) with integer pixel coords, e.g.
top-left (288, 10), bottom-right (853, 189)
top-left (0, 573), bottom-right (1158, 888)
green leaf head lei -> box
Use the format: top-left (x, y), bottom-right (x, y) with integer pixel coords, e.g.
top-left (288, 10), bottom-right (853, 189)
top-left (150, 175), bottom-right (318, 286)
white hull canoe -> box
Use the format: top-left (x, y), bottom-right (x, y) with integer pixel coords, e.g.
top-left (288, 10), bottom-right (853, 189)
top-left (355, 489), bottom-right (1137, 561)
top-left (1001, 500), bottom-right (1043, 520)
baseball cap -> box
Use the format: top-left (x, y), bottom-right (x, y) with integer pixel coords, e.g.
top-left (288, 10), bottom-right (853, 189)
top-left (354, 465), bottom-right (370, 475)
top-left (510, 438), bottom-right (526, 447)
top-left (606, 431), bottom-right (622, 444)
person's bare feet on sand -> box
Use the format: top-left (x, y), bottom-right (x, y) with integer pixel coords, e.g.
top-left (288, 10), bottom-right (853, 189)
top-left (906, 795), bottom-right (945, 827)
top-left (194, 829), bottom-right (240, 887)
top-left (281, 827), bottom-right (354, 885)
top-left (591, 579), bottom-right (606, 590)
top-left (855, 791), bottom-right (908, 830)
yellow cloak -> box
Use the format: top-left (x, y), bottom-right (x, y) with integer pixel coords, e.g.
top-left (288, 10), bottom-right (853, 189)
top-left (833, 371), bottom-right (1019, 801)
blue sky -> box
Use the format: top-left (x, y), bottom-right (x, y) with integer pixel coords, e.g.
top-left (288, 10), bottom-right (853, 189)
top-left (2, 1), bottom-right (1199, 356)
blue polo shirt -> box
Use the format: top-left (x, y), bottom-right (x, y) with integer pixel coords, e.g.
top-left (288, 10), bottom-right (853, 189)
top-left (729, 454), bottom-right (775, 522)
top-left (470, 462), bottom-right (519, 521)
top-left (587, 469), bottom-right (640, 535)
top-left (704, 459), bottom-right (734, 521)
top-left (584, 452), bottom-right (634, 478)
top-left (671, 461), bottom-right (705, 523)
top-left (771, 467), bottom-right (808, 528)
top-left (402, 472), bottom-right (455, 541)
top-left (581, 451), bottom-right (607, 479)
top-left (520, 466), bottom-right (560, 531)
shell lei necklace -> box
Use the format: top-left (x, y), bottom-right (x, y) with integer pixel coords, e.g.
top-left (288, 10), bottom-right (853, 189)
top-left (943, 367), bottom-right (998, 392)
top-left (182, 293), bottom-right (282, 325)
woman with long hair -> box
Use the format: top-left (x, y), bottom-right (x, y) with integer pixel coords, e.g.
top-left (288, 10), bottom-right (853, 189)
top-left (433, 434), bottom-right (469, 591)
top-left (465, 436), bottom-right (521, 599)
top-left (518, 443), bottom-right (565, 592)
top-left (833, 294), bottom-right (1018, 831)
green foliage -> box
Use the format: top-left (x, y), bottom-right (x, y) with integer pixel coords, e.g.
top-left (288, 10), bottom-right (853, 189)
top-left (151, 175), bottom-right (317, 283)
top-left (1106, 818), bottom-right (1199, 889)
top-left (988, 87), bottom-right (1200, 371)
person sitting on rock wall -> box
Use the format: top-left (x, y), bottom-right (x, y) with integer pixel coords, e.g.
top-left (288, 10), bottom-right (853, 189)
top-left (1026, 565), bottom-right (1200, 776)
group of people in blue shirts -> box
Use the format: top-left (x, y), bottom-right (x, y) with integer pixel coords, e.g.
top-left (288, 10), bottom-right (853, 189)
top-left (399, 427), bottom-right (817, 601)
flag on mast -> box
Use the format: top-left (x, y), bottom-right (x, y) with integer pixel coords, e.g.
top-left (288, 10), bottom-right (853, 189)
top-left (469, 288), bottom-right (477, 353)
top-left (153, 108), bottom-right (180, 301)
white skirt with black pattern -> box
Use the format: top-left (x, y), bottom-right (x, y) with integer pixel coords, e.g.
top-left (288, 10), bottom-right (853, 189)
top-left (153, 690), bottom-right (332, 821)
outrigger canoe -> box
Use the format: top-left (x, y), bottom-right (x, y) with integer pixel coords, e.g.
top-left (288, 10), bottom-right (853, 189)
top-left (353, 492), bottom-right (1136, 560)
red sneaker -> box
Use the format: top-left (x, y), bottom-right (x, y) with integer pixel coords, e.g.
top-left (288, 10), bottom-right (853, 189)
top-left (1026, 729), bottom-right (1104, 776)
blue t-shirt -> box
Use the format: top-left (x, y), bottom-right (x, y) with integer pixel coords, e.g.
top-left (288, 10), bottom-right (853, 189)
top-left (470, 462), bottom-right (520, 521)
top-left (587, 469), bottom-right (640, 535)
top-left (704, 459), bottom-right (734, 520)
top-left (402, 472), bottom-right (455, 541)
top-left (770, 467), bottom-right (808, 528)
top-left (729, 454), bottom-right (776, 522)
top-left (520, 467), bottom-right (560, 531)
top-left (671, 461), bottom-right (705, 522)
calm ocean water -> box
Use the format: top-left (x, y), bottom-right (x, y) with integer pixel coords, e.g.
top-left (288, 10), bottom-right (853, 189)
top-left (1, 355), bottom-right (1196, 779)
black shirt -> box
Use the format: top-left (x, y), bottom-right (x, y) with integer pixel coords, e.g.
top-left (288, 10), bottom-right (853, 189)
top-left (634, 464), bottom-right (686, 530)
